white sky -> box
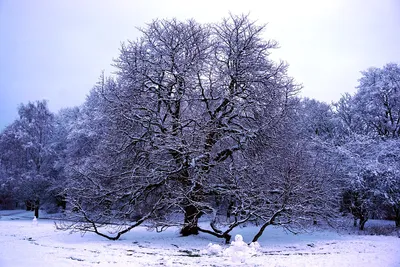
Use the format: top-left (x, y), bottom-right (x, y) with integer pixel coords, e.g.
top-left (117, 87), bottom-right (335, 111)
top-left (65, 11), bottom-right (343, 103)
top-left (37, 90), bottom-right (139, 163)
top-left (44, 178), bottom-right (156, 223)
top-left (1, 0), bottom-right (399, 129)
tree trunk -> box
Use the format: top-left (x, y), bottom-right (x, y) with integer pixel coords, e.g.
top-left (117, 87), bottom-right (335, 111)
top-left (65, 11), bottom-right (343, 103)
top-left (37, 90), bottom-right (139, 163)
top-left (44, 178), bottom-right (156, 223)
top-left (34, 200), bottom-right (39, 219)
top-left (180, 205), bottom-right (201, 236)
top-left (61, 200), bottom-right (66, 210)
top-left (359, 216), bottom-right (368, 230)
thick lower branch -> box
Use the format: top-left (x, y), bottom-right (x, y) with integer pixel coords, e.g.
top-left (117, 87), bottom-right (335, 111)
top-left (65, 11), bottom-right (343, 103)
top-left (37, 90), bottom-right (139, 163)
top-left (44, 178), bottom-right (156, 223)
top-left (197, 215), bottom-right (253, 244)
top-left (197, 226), bottom-right (232, 244)
top-left (252, 209), bottom-right (284, 243)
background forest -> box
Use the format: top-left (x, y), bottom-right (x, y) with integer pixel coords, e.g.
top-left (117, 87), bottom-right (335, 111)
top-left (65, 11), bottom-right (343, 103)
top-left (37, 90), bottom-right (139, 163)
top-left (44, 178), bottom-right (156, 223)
top-left (1, 15), bottom-right (399, 243)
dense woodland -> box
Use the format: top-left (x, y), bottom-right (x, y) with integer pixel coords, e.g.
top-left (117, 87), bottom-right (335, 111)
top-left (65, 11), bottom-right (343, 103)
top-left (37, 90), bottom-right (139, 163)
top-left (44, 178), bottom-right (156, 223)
top-left (0, 15), bottom-right (399, 243)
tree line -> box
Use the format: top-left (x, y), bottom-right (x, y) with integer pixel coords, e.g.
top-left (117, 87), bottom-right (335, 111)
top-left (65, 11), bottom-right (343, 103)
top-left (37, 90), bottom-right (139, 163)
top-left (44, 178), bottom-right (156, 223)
top-left (0, 15), bottom-right (399, 243)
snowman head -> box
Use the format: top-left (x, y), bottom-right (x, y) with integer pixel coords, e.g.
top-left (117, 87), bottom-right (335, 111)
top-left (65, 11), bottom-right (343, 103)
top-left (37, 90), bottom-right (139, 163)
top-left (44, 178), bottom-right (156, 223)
top-left (235, 234), bottom-right (243, 242)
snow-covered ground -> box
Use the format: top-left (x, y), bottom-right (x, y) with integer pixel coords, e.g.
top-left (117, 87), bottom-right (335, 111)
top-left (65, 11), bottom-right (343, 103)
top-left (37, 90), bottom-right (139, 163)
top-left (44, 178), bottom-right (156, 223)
top-left (1, 210), bottom-right (399, 267)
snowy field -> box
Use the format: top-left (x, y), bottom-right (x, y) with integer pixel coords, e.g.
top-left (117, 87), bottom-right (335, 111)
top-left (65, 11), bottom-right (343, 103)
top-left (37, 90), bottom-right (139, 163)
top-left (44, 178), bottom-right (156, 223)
top-left (0, 210), bottom-right (399, 267)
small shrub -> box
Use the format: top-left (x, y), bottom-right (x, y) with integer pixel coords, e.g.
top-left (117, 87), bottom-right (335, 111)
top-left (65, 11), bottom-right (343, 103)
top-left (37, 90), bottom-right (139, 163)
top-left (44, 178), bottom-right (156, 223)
top-left (361, 225), bottom-right (397, 236)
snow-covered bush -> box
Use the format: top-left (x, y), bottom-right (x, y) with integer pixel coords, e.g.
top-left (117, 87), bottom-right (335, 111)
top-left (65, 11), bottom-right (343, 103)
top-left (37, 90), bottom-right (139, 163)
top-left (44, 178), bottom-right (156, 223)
top-left (201, 234), bottom-right (260, 263)
top-left (201, 243), bottom-right (223, 256)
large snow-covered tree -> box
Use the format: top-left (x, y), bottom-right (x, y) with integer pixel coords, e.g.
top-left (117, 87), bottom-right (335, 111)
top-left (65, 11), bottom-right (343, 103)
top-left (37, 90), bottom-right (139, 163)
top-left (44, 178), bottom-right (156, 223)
top-left (333, 63), bottom-right (400, 229)
top-left (0, 100), bottom-right (56, 218)
top-left (60, 14), bottom-right (301, 239)
top-left (352, 63), bottom-right (400, 138)
top-left (16, 100), bottom-right (57, 218)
